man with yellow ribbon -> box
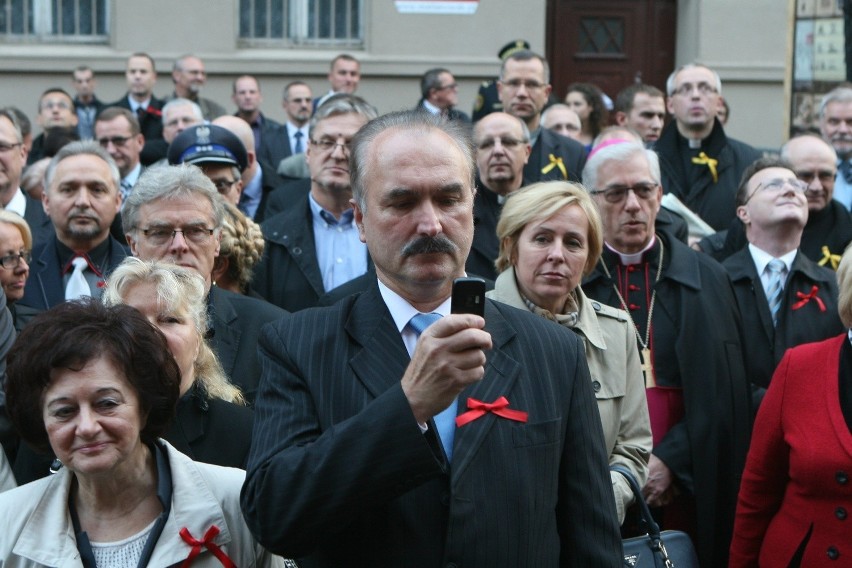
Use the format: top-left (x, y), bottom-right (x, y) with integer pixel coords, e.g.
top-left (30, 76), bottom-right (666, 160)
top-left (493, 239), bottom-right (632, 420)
top-left (496, 49), bottom-right (587, 186)
top-left (655, 63), bottom-right (761, 232)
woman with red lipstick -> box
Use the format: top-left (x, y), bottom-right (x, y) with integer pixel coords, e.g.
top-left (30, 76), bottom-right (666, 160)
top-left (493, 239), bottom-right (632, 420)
top-left (487, 180), bottom-right (651, 523)
top-left (0, 211), bottom-right (38, 332)
top-left (0, 300), bottom-right (286, 566)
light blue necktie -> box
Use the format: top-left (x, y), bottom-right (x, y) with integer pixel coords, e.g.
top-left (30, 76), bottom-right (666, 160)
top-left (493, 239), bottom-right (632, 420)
top-left (409, 312), bottom-right (457, 462)
top-left (294, 130), bottom-right (304, 154)
top-left (765, 259), bottom-right (786, 327)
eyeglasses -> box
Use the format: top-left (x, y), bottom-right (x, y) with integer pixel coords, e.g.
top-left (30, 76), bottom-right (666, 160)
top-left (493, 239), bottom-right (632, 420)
top-left (796, 169), bottom-right (836, 186)
top-left (500, 79), bottom-right (547, 92)
top-left (435, 83), bottom-right (458, 91)
top-left (40, 100), bottom-right (72, 111)
top-left (590, 183), bottom-right (660, 203)
top-left (140, 226), bottom-right (215, 246)
top-left (743, 178), bottom-right (808, 205)
top-left (97, 136), bottom-right (132, 148)
top-left (0, 250), bottom-right (30, 269)
top-left (310, 138), bottom-right (351, 153)
top-left (211, 179), bottom-right (238, 193)
top-left (0, 142), bottom-right (22, 154)
top-left (671, 82), bottom-right (718, 97)
top-left (476, 136), bottom-right (527, 150)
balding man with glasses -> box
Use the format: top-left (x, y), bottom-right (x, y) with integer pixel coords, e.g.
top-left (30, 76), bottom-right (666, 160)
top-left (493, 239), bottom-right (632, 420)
top-left (496, 50), bottom-right (587, 185)
top-left (581, 140), bottom-right (751, 568)
top-left (655, 63), bottom-right (761, 231)
top-left (722, 157), bottom-right (842, 397)
top-left (253, 94), bottom-right (377, 312)
top-left (123, 164), bottom-right (285, 403)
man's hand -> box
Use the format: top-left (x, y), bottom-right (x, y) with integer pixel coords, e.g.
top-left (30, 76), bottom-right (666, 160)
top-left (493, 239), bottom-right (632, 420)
top-left (643, 454), bottom-right (676, 507)
top-left (402, 314), bottom-right (492, 424)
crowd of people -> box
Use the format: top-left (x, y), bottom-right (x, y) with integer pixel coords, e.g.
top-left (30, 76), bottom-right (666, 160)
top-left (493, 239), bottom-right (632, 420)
top-left (0, 39), bottom-right (847, 566)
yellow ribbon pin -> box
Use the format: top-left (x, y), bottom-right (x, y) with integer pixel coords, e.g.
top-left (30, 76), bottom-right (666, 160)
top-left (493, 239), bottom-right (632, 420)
top-left (818, 246), bottom-right (841, 270)
top-left (541, 154), bottom-right (567, 179)
top-left (691, 152), bottom-right (719, 183)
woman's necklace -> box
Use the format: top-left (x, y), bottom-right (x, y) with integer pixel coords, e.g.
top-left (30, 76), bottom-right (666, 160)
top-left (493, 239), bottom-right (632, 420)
top-left (599, 237), bottom-right (664, 388)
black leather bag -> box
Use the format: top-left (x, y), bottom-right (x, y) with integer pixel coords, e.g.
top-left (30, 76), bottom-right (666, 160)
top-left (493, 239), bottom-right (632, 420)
top-left (611, 465), bottom-right (699, 568)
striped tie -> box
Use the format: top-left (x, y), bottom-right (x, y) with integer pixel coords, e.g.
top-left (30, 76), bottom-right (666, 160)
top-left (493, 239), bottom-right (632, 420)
top-left (409, 312), bottom-right (457, 462)
top-left (765, 259), bottom-right (786, 327)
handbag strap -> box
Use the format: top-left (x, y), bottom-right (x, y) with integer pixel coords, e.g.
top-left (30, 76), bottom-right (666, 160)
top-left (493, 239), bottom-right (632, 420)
top-left (610, 464), bottom-right (662, 540)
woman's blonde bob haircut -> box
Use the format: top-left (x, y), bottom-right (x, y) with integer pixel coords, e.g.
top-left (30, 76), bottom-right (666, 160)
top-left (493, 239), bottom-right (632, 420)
top-left (103, 257), bottom-right (245, 405)
top-left (495, 180), bottom-right (604, 275)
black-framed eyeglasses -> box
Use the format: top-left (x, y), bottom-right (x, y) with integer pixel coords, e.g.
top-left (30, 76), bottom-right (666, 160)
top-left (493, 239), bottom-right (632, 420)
top-left (743, 178), bottom-right (808, 205)
top-left (211, 179), bottom-right (238, 193)
top-left (0, 142), bottom-right (22, 154)
top-left (140, 226), bottom-right (215, 246)
top-left (310, 138), bottom-right (351, 153)
top-left (590, 183), bottom-right (660, 204)
top-left (0, 250), bottom-right (31, 269)
top-left (97, 136), bottom-right (132, 148)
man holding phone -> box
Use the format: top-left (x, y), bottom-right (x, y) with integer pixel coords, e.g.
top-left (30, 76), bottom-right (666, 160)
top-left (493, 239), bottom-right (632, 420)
top-left (242, 110), bottom-right (622, 567)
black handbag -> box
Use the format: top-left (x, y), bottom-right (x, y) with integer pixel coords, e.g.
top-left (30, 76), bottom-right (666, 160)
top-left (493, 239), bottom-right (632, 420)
top-left (610, 465), bottom-right (699, 568)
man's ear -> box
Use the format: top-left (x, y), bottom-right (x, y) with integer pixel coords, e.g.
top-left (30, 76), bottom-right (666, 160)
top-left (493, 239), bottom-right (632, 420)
top-left (614, 111), bottom-right (628, 126)
top-left (352, 198), bottom-right (367, 244)
top-left (736, 205), bottom-right (750, 225)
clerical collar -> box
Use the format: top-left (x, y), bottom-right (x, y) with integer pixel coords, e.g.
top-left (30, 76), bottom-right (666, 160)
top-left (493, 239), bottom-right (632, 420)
top-left (605, 235), bottom-right (657, 265)
top-left (688, 137), bottom-right (702, 149)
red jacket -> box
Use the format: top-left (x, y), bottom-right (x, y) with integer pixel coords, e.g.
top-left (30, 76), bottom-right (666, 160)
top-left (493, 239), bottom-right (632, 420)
top-left (730, 334), bottom-right (852, 566)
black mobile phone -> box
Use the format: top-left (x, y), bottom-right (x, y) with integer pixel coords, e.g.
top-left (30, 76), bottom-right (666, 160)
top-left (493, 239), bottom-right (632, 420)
top-left (451, 277), bottom-right (486, 317)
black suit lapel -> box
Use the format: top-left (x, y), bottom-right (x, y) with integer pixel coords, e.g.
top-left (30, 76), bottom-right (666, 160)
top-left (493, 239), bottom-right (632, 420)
top-left (209, 287), bottom-right (241, 377)
top-left (727, 249), bottom-right (775, 342)
top-left (451, 301), bottom-right (521, 482)
top-left (346, 284), bottom-right (411, 399)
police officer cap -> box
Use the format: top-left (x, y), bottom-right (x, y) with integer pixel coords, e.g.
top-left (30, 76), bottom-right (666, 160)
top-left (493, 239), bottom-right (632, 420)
top-left (498, 40), bottom-right (531, 61)
top-left (167, 123), bottom-right (248, 172)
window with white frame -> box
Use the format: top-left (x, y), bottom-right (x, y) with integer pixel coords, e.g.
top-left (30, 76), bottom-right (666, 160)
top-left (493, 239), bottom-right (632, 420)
top-left (239, 0), bottom-right (363, 48)
top-left (0, 0), bottom-right (108, 42)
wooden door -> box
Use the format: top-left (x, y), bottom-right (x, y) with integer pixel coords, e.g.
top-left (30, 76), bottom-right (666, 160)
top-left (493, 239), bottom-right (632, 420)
top-left (546, 0), bottom-right (677, 102)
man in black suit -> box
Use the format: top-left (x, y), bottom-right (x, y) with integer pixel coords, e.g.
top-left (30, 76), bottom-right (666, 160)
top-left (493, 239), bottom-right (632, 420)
top-left (71, 65), bottom-right (106, 140)
top-left (416, 68), bottom-right (470, 123)
top-left (0, 109), bottom-right (51, 247)
top-left (108, 52), bottom-right (168, 166)
top-left (20, 141), bottom-right (127, 310)
top-left (252, 94), bottom-right (376, 311)
top-left (253, 81), bottom-right (313, 191)
top-left (467, 112), bottom-right (530, 281)
top-left (723, 157), bottom-right (843, 393)
top-left (241, 110), bottom-right (622, 566)
top-left (497, 49), bottom-right (587, 185)
top-left (123, 164), bottom-right (284, 403)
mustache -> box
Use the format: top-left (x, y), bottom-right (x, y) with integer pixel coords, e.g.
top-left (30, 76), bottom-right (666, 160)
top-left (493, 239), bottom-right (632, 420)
top-left (401, 235), bottom-right (458, 257)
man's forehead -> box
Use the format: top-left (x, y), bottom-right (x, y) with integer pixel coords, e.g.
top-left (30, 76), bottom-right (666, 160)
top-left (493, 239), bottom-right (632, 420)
top-left (475, 115), bottom-right (523, 139)
top-left (96, 116), bottom-right (132, 133)
top-left (140, 195), bottom-right (213, 217)
top-left (41, 93), bottom-right (72, 106)
top-left (824, 100), bottom-right (852, 117)
top-left (673, 66), bottom-right (716, 86)
top-left (52, 155), bottom-right (113, 182)
top-left (127, 57), bottom-right (153, 71)
top-left (749, 166), bottom-right (795, 186)
top-left (503, 58), bottom-right (545, 79)
top-left (632, 93), bottom-right (665, 110)
top-left (788, 138), bottom-right (836, 165)
top-left (236, 78), bottom-right (258, 92)
top-left (314, 113), bottom-right (366, 135)
top-left (288, 85), bottom-right (311, 99)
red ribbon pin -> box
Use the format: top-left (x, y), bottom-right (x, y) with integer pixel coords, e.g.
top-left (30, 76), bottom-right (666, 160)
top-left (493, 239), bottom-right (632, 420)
top-left (792, 285), bottom-right (826, 312)
top-left (180, 525), bottom-right (236, 568)
top-left (455, 396), bottom-right (528, 427)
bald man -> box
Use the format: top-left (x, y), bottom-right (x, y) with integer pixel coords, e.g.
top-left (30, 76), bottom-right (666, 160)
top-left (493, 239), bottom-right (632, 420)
top-left (213, 115), bottom-right (282, 221)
